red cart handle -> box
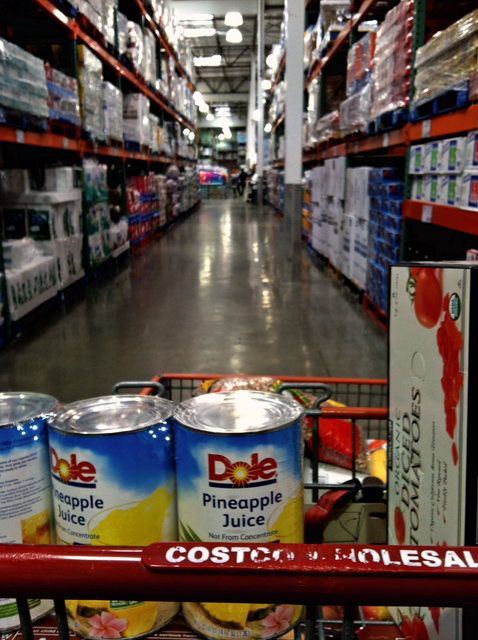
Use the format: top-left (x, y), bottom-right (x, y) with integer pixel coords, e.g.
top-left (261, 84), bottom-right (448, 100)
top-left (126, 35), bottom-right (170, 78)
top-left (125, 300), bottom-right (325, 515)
top-left (1, 543), bottom-right (478, 606)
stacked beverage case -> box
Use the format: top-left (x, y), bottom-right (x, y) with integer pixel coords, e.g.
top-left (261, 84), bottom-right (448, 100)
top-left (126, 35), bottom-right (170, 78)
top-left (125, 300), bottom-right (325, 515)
top-left (0, 389), bottom-right (305, 640)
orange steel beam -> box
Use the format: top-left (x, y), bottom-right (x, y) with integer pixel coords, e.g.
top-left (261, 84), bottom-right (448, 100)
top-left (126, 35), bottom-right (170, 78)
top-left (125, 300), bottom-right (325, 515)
top-left (403, 200), bottom-right (478, 237)
top-left (409, 104), bottom-right (478, 141)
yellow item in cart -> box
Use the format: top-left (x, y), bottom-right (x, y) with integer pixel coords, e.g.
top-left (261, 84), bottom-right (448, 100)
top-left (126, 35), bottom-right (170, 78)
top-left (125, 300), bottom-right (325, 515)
top-left (90, 484), bottom-right (173, 546)
top-left (65, 601), bottom-right (79, 618)
top-left (21, 510), bottom-right (51, 544)
top-left (107, 602), bottom-right (159, 637)
top-left (268, 491), bottom-right (304, 543)
top-left (200, 603), bottom-right (250, 629)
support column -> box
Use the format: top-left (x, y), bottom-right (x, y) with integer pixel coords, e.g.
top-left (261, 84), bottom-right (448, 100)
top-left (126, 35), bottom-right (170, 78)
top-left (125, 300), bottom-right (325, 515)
top-left (246, 59), bottom-right (257, 170)
top-left (257, 0), bottom-right (264, 205)
top-left (283, 0), bottom-right (305, 263)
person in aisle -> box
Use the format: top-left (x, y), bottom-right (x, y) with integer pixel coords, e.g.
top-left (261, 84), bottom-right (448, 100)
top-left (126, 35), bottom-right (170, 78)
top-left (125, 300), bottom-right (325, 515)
top-left (231, 172), bottom-right (239, 197)
top-left (238, 168), bottom-right (247, 196)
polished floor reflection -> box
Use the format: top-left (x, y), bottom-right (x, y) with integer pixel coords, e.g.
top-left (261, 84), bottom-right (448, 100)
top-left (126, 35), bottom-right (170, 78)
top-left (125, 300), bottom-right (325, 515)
top-left (0, 200), bottom-right (387, 402)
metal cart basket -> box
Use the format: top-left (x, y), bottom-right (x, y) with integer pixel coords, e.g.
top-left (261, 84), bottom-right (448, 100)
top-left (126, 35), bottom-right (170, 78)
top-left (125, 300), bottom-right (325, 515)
top-left (3, 375), bottom-right (478, 640)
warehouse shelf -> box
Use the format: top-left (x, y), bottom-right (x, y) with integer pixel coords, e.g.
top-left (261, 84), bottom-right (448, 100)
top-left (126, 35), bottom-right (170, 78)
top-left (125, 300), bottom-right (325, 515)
top-left (409, 103), bottom-right (478, 142)
top-left (305, 0), bottom-right (380, 88)
top-left (270, 55), bottom-right (286, 92)
top-left (131, 0), bottom-right (195, 93)
top-left (403, 200), bottom-right (478, 237)
top-left (0, 124), bottom-right (188, 163)
top-left (30, 0), bottom-right (196, 131)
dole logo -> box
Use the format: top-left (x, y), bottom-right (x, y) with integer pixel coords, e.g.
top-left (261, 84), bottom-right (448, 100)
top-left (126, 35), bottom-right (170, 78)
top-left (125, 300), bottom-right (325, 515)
top-left (50, 447), bottom-right (96, 487)
top-left (208, 453), bottom-right (277, 488)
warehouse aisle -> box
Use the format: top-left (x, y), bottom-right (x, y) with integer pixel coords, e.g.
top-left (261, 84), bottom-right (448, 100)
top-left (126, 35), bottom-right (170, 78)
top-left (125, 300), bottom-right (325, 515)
top-left (0, 200), bottom-right (387, 402)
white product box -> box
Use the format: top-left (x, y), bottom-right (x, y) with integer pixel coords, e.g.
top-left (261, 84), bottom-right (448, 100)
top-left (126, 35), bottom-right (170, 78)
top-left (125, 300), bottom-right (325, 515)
top-left (424, 140), bottom-right (442, 173)
top-left (441, 137), bottom-right (465, 174)
top-left (440, 175), bottom-right (462, 208)
top-left (330, 156), bottom-right (346, 200)
top-left (465, 130), bottom-right (478, 169)
top-left (5, 255), bottom-right (58, 321)
top-left (123, 93), bottom-right (150, 144)
top-left (345, 168), bottom-right (356, 215)
top-left (324, 159), bottom-right (333, 197)
top-left (352, 217), bottom-right (368, 289)
top-left (412, 176), bottom-right (425, 201)
top-left (311, 166), bottom-right (323, 203)
top-left (461, 171), bottom-right (478, 210)
top-left (341, 214), bottom-right (355, 281)
top-left (44, 167), bottom-right (74, 192)
top-left (38, 236), bottom-right (83, 289)
top-left (0, 169), bottom-right (31, 197)
top-left (424, 174), bottom-right (440, 204)
top-left (409, 144), bottom-right (425, 174)
top-left (389, 262), bottom-right (478, 640)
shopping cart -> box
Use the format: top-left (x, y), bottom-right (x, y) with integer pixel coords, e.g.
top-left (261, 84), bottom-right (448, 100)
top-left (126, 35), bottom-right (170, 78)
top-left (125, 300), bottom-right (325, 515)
top-left (4, 375), bottom-right (477, 640)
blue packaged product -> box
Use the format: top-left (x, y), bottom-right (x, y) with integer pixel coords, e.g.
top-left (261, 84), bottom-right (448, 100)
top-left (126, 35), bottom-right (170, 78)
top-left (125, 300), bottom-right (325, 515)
top-left (0, 392), bottom-right (58, 631)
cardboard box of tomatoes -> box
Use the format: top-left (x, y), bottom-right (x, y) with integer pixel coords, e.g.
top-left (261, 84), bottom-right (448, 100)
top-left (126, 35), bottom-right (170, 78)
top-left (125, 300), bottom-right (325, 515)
top-left (388, 262), bottom-right (478, 639)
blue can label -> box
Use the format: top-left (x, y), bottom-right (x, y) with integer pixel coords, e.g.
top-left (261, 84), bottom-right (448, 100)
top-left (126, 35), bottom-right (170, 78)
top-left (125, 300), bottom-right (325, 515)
top-left (174, 421), bottom-right (303, 544)
top-left (48, 425), bottom-right (177, 546)
top-left (0, 418), bottom-right (54, 630)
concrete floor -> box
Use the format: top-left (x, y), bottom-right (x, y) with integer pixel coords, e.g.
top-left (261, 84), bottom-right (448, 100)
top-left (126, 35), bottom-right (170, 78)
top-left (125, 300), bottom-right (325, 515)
top-left (0, 200), bottom-right (387, 403)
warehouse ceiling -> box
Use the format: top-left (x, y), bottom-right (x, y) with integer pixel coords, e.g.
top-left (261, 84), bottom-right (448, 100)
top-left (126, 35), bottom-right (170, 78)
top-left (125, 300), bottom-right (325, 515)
top-left (173, 0), bottom-right (284, 117)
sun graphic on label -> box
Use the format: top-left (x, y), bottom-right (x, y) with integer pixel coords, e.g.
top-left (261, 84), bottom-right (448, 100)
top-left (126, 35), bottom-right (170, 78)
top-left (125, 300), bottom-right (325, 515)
top-left (57, 459), bottom-right (73, 483)
top-left (227, 462), bottom-right (253, 487)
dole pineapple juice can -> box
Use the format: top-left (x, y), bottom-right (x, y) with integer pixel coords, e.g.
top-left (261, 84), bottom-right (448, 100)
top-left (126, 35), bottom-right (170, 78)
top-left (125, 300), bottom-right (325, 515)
top-left (0, 392), bottom-right (58, 631)
top-left (174, 390), bottom-right (305, 640)
top-left (47, 395), bottom-right (179, 639)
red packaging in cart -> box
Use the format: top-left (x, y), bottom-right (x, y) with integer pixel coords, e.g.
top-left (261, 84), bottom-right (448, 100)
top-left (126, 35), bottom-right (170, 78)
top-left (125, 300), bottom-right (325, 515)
top-left (388, 262), bottom-right (478, 639)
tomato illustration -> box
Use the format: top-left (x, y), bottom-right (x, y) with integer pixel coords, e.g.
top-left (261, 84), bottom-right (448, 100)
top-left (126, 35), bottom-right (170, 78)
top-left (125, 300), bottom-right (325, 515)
top-left (428, 606), bottom-right (441, 633)
top-left (394, 506), bottom-right (406, 544)
top-left (412, 613), bottom-right (429, 640)
top-left (414, 269), bottom-right (442, 328)
top-left (401, 615), bottom-right (414, 639)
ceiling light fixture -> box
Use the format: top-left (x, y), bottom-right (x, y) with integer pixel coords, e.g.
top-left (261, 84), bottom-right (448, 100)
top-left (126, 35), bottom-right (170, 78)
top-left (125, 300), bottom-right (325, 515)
top-left (194, 55), bottom-right (222, 67)
top-left (226, 28), bottom-right (243, 43)
top-left (253, 109), bottom-right (261, 122)
top-left (199, 102), bottom-right (210, 113)
top-left (183, 128), bottom-right (190, 136)
top-left (266, 54), bottom-right (276, 69)
top-left (206, 113), bottom-right (215, 121)
top-left (188, 132), bottom-right (196, 141)
top-left (218, 134), bottom-right (225, 140)
top-left (193, 91), bottom-right (203, 104)
top-left (224, 12), bottom-right (243, 27)
top-left (264, 123), bottom-right (272, 133)
top-left (184, 28), bottom-right (216, 38)
top-left (261, 79), bottom-right (272, 90)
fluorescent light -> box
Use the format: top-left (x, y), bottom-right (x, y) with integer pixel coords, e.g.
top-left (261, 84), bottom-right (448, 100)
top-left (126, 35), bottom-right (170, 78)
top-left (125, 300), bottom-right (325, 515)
top-left (184, 28), bottom-right (216, 38)
top-left (218, 134), bottom-right (225, 140)
top-left (261, 79), bottom-right (272, 90)
top-left (194, 55), bottom-right (222, 67)
top-left (189, 132), bottom-right (196, 141)
top-left (199, 102), bottom-right (210, 113)
top-left (266, 54), bottom-right (276, 69)
top-left (253, 109), bottom-right (260, 122)
top-left (264, 123), bottom-right (272, 133)
top-left (206, 113), bottom-right (215, 121)
top-left (53, 8), bottom-right (69, 24)
top-left (224, 12), bottom-right (243, 27)
top-left (226, 28), bottom-right (242, 43)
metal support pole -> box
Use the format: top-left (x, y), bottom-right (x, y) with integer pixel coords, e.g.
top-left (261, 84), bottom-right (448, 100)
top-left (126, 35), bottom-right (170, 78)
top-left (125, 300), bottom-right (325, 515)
top-left (257, 0), bottom-right (264, 206)
top-left (283, 0), bottom-right (306, 270)
top-left (246, 59), bottom-right (257, 171)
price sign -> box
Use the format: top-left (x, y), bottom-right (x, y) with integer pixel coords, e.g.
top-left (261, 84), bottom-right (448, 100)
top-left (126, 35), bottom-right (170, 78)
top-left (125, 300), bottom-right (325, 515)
top-left (422, 119), bottom-right (431, 139)
top-left (422, 205), bottom-right (433, 223)
top-left (383, 133), bottom-right (390, 148)
top-left (15, 130), bottom-right (24, 143)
